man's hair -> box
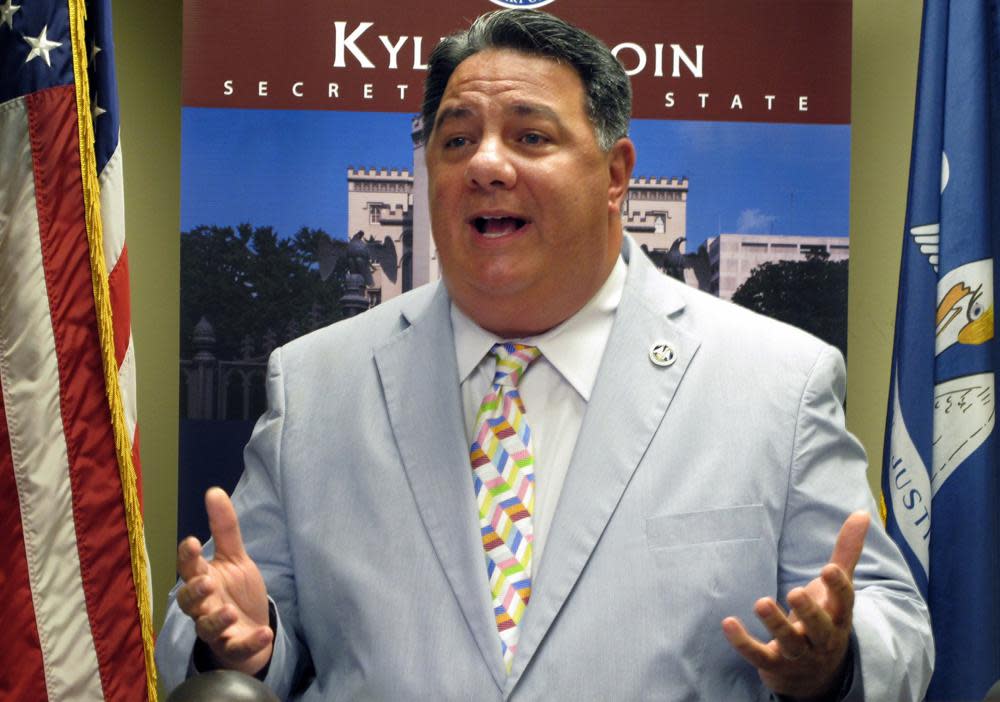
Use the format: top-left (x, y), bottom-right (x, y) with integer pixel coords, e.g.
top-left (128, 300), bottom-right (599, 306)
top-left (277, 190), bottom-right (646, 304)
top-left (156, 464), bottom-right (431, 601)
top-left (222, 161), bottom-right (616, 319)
top-left (421, 10), bottom-right (632, 151)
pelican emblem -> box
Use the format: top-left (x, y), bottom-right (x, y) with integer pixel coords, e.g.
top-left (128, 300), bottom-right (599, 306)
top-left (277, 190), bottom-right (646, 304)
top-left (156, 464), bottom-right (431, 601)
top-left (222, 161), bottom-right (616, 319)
top-left (935, 258), bottom-right (994, 355)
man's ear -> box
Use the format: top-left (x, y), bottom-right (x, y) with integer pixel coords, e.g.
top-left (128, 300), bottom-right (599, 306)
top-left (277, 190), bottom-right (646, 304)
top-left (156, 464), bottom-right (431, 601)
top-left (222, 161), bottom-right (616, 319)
top-left (607, 138), bottom-right (637, 215)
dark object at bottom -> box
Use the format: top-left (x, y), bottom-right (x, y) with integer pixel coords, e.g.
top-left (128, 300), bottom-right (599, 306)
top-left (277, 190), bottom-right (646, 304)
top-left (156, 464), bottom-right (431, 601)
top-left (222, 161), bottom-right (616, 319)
top-left (166, 670), bottom-right (280, 702)
top-left (986, 679), bottom-right (1000, 701)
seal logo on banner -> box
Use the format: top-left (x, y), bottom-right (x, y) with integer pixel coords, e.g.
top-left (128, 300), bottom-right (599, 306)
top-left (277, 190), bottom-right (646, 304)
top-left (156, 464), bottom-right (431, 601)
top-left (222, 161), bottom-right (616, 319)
top-left (489, 0), bottom-right (557, 8)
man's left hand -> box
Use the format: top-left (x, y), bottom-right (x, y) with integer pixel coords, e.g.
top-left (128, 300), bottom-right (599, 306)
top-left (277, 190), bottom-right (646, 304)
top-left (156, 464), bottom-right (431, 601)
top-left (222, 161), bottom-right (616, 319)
top-left (721, 511), bottom-right (871, 701)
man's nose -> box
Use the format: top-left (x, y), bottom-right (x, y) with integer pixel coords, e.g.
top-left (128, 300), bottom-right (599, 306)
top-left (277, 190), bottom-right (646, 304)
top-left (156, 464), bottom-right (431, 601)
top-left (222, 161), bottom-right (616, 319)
top-left (465, 137), bottom-right (517, 190)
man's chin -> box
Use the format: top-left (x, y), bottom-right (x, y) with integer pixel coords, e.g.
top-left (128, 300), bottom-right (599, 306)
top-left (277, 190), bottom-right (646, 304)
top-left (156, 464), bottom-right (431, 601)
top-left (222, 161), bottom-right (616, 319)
top-left (450, 281), bottom-right (532, 321)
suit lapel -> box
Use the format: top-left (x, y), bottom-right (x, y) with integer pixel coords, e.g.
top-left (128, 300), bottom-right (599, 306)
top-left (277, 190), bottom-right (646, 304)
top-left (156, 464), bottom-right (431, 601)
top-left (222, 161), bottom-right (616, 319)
top-left (373, 285), bottom-right (507, 690)
top-left (508, 246), bottom-right (702, 688)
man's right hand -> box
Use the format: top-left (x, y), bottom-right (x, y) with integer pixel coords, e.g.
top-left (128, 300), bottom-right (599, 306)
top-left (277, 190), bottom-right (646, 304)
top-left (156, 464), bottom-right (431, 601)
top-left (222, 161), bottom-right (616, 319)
top-left (175, 487), bottom-right (274, 676)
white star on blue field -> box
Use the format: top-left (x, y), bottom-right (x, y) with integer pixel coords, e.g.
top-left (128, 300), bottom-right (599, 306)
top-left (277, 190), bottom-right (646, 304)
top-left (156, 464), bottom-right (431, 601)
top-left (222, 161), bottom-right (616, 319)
top-left (180, 108), bottom-right (849, 248)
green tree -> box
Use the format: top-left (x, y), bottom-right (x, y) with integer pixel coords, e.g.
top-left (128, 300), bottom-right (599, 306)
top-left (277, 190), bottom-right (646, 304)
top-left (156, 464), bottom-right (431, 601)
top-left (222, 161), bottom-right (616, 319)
top-left (180, 224), bottom-right (345, 358)
top-left (731, 251), bottom-right (848, 359)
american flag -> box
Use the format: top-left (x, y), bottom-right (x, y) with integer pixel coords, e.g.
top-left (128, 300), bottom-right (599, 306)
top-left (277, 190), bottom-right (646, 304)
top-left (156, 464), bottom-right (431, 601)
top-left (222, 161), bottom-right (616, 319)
top-left (0, 0), bottom-right (156, 699)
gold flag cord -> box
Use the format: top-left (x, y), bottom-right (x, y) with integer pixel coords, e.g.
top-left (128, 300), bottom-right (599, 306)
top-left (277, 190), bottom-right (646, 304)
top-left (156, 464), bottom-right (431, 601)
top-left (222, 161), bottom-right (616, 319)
top-left (67, 0), bottom-right (159, 698)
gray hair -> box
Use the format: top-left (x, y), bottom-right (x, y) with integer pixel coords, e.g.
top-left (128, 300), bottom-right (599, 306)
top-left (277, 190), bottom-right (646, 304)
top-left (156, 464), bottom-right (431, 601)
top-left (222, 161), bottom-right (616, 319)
top-left (420, 10), bottom-right (632, 151)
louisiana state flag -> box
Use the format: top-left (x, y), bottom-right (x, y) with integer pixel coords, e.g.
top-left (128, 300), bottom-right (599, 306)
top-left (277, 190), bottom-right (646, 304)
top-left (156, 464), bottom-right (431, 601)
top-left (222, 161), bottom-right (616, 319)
top-left (883, 1), bottom-right (1000, 699)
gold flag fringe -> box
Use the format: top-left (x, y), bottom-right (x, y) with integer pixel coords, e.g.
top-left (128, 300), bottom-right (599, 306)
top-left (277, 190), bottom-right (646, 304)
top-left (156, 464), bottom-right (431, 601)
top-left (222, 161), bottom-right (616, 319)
top-left (67, 0), bottom-right (158, 698)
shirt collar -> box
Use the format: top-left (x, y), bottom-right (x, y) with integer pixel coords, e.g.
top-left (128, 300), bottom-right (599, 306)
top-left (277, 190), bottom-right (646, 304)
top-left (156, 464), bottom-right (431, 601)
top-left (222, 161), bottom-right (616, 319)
top-left (451, 256), bottom-right (627, 401)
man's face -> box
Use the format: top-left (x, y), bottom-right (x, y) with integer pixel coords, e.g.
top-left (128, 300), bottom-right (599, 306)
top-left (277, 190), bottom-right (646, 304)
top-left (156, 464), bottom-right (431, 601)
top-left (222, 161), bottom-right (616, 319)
top-left (425, 49), bottom-right (634, 337)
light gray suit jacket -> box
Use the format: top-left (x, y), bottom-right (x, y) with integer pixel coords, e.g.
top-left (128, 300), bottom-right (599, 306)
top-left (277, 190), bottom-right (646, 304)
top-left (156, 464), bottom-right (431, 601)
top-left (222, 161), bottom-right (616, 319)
top-left (158, 239), bottom-right (933, 700)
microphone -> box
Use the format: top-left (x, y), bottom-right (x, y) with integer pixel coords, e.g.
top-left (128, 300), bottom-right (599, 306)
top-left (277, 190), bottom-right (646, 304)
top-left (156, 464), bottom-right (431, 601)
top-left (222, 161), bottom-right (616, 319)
top-left (166, 670), bottom-right (280, 702)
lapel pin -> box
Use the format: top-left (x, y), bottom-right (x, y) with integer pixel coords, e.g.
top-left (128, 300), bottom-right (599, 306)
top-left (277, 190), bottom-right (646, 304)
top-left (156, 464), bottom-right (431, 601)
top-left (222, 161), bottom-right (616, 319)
top-left (649, 341), bottom-right (677, 367)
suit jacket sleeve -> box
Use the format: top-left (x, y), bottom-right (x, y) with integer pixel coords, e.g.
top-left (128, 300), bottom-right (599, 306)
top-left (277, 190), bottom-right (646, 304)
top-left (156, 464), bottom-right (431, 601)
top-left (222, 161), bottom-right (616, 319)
top-left (780, 345), bottom-right (933, 701)
top-left (155, 348), bottom-right (308, 699)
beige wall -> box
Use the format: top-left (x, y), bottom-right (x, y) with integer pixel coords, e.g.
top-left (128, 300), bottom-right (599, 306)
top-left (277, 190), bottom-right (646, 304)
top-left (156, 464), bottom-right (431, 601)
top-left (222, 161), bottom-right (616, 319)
top-left (847, 1), bottom-right (922, 495)
top-left (114, 1), bottom-right (922, 634)
top-left (115, 3), bottom-right (181, 633)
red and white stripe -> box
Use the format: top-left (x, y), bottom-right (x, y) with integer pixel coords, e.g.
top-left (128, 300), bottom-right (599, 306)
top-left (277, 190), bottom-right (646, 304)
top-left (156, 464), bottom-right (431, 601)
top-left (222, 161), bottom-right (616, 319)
top-left (99, 119), bottom-right (142, 494)
top-left (0, 85), bottom-right (146, 700)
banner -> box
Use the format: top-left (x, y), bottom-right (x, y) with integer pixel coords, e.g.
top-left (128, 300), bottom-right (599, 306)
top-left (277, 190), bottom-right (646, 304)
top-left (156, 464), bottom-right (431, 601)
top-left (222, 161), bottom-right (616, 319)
top-left (179, 0), bottom-right (853, 542)
top-left (0, 0), bottom-right (155, 699)
top-left (883, 0), bottom-right (1000, 699)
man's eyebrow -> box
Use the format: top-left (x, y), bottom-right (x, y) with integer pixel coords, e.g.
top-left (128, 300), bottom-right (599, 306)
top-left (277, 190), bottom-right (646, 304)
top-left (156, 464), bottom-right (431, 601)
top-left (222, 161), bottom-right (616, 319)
top-left (434, 105), bottom-right (474, 130)
top-left (434, 102), bottom-right (564, 131)
top-left (508, 103), bottom-right (562, 123)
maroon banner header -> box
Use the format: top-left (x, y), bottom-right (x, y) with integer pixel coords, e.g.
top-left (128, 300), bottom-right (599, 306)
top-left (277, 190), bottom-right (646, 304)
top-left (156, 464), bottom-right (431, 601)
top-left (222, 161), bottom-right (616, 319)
top-left (183, 0), bottom-right (851, 124)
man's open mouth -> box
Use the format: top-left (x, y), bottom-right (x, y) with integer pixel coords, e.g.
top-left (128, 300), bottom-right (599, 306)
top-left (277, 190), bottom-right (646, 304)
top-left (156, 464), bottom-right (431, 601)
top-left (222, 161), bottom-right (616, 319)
top-left (473, 216), bottom-right (528, 238)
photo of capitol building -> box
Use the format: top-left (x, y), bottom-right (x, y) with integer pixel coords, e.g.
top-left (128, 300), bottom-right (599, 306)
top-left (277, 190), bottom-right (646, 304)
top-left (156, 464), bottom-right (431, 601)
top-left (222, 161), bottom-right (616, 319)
top-left (182, 119), bottom-right (849, 427)
top-left (347, 120), bottom-right (849, 308)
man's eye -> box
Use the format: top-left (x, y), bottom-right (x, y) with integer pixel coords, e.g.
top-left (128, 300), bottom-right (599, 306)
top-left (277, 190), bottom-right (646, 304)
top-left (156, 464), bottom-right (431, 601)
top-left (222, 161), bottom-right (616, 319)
top-left (444, 136), bottom-right (468, 149)
top-left (521, 133), bottom-right (547, 145)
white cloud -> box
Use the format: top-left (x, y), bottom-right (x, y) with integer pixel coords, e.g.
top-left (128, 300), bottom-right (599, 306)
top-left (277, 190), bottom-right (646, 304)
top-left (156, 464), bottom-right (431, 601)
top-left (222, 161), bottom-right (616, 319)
top-left (736, 208), bottom-right (777, 233)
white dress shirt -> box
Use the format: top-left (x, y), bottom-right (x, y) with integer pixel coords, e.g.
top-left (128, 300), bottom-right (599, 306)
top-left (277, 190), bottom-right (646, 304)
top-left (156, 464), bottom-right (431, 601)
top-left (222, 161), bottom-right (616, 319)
top-left (451, 256), bottom-right (627, 567)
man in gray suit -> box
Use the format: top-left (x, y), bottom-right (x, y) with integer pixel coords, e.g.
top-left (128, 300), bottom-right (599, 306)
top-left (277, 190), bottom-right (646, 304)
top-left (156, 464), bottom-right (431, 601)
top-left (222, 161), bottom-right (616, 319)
top-left (157, 10), bottom-right (933, 700)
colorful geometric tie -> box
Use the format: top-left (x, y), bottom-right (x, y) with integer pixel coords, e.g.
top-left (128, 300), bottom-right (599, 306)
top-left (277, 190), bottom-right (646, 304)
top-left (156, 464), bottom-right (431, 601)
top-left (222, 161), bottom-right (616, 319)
top-left (470, 342), bottom-right (542, 672)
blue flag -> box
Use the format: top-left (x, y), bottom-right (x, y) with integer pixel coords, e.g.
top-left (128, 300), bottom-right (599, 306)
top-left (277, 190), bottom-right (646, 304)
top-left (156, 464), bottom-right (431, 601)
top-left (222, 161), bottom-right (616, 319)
top-left (883, 1), bottom-right (1000, 699)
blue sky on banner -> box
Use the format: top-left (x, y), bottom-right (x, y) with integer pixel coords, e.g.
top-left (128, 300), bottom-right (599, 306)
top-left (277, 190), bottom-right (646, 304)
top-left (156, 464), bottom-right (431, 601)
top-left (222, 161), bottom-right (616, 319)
top-left (883, 0), bottom-right (1000, 699)
top-left (179, 107), bottom-right (849, 250)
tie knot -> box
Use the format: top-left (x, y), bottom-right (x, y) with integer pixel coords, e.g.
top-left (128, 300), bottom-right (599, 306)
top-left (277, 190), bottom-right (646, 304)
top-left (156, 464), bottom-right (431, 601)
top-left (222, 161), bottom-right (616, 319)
top-left (491, 342), bottom-right (541, 387)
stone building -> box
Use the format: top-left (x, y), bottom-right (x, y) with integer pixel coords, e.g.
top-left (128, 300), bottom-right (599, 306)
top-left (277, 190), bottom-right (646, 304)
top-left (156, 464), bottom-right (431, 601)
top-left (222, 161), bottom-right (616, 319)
top-left (346, 166), bottom-right (413, 306)
top-left (347, 132), bottom-right (690, 306)
top-left (344, 124), bottom-right (848, 308)
top-left (344, 117), bottom-right (694, 306)
top-left (707, 233), bottom-right (850, 300)
top-left (621, 176), bottom-right (688, 253)
top-left (409, 118), bottom-right (438, 290)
